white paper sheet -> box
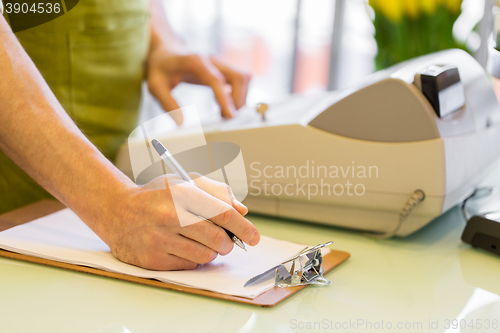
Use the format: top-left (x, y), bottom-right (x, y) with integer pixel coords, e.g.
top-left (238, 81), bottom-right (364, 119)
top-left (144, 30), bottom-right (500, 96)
top-left (0, 209), bottom-right (324, 299)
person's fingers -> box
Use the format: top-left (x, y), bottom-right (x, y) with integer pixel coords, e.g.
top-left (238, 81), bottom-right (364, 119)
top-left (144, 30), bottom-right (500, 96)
top-left (229, 73), bottom-right (250, 110)
top-left (189, 172), bottom-right (248, 215)
top-left (159, 93), bottom-right (184, 125)
top-left (211, 58), bottom-right (251, 109)
top-left (178, 211), bottom-right (234, 255)
top-left (206, 73), bottom-right (236, 118)
top-left (171, 183), bottom-right (259, 246)
top-left (209, 206), bottom-right (260, 246)
top-left (181, 55), bottom-right (236, 118)
top-left (111, 237), bottom-right (198, 271)
top-left (166, 233), bottom-right (219, 264)
top-left (226, 187), bottom-right (248, 216)
top-left (148, 78), bottom-right (184, 125)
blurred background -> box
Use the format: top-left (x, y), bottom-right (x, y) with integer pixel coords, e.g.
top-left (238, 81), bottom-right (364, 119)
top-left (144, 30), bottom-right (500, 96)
top-left (140, 0), bottom-right (495, 122)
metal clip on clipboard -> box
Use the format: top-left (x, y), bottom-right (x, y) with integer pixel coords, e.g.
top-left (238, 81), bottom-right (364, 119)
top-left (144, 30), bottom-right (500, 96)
top-left (274, 241), bottom-right (332, 288)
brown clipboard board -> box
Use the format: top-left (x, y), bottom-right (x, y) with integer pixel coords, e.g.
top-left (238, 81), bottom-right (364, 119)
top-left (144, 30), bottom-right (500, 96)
top-left (0, 200), bottom-right (350, 307)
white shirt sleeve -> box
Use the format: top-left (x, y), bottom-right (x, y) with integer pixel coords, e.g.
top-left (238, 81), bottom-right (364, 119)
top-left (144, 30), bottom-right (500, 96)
top-left (0, 0), bottom-right (3, 15)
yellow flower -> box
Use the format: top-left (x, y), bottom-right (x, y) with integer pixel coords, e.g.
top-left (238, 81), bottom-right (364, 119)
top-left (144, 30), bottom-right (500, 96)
top-left (370, 0), bottom-right (460, 21)
top-left (405, 0), bottom-right (419, 19)
top-left (421, 0), bottom-right (438, 14)
top-left (446, 0), bottom-right (462, 13)
top-left (370, 0), bottom-right (404, 22)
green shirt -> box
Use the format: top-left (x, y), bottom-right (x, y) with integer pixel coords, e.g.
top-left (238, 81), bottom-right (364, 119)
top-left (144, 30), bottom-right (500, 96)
top-left (0, 0), bottom-right (149, 213)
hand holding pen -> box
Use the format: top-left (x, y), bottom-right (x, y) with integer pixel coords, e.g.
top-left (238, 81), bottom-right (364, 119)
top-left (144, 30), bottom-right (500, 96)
top-left (152, 139), bottom-right (252, 251)
top-left (85, 140), bottom-right (259, 271)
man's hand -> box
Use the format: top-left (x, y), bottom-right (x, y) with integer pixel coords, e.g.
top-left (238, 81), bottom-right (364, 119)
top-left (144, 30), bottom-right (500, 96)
top-left (147, 49), bottom-right (251, 125)
top-left (0, 10), bottom-right (259, 272)
top-left (97, 173), bottom-right (260, 271)
top-left (147, 0), bottom-right (250, 125)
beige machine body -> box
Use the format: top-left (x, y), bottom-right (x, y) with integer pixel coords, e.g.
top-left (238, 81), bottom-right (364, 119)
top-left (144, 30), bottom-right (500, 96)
top-left (120, 50), bottom-right (500, 236)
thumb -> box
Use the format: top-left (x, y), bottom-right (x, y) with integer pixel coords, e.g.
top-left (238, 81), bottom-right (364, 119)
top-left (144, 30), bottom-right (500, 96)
top-left (151, 84), bottom-right (184, 125)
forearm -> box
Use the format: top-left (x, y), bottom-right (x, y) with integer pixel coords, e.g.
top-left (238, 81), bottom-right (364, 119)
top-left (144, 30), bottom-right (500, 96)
top-left (149, 0), bottom-right (186, 54)
top-left (0, 15), bottom-right (259, 271)
top-left (0, 19), bottom-right (135, 236)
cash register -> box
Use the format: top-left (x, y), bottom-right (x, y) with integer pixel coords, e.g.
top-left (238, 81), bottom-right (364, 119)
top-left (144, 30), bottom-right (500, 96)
top-left (120, 49), bottom-right (500, 238)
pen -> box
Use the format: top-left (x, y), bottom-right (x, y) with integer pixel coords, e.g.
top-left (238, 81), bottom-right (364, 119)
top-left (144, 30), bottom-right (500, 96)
top-left (151, 139), bottom-right (246, 251)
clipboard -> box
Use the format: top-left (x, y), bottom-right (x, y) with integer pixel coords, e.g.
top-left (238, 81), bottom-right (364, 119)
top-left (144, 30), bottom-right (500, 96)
top-left (0, 200), bottom-right (350, 307)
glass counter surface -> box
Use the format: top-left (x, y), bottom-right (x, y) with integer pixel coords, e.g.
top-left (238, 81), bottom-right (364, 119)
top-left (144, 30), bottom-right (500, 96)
top-left (1, 206), bottom-right (499, 333)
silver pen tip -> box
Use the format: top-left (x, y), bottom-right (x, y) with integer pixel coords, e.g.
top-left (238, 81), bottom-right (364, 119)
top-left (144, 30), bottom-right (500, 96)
top-left (233, 237), bottom-right (246, 251)
top-left (151, 139), bottom-right (167, 156)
